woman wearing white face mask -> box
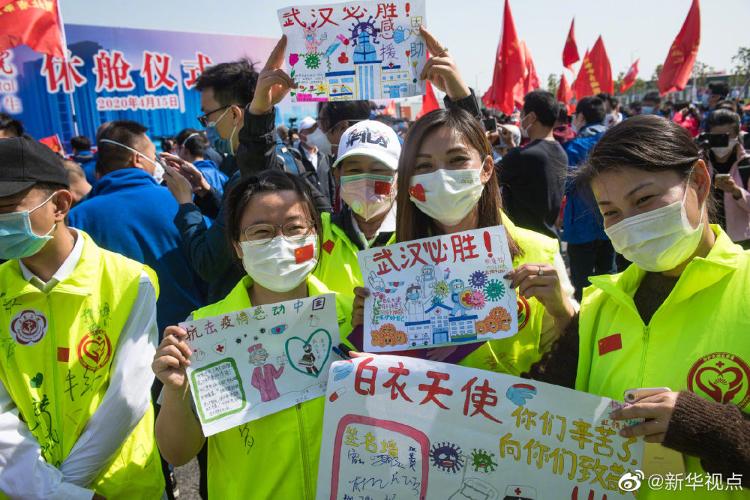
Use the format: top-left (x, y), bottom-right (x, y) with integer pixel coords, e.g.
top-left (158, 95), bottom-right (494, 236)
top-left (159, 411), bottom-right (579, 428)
top-left (351, 108), bottom-right (577, 375)
top-left (529, 116), bottom-right (750, 495)
top-left (704, 109), bottom-right (750, 248)
top-left (152, 171), bottom-right (352, 499)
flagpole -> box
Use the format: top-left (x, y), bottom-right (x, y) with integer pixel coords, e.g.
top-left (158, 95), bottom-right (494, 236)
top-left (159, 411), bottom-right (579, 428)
top-left (55, 0), bottom-right (80, 138)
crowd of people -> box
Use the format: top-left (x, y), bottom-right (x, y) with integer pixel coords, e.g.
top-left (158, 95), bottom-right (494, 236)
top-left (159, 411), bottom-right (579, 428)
top-left (0, 27), bottom-right (749, 500)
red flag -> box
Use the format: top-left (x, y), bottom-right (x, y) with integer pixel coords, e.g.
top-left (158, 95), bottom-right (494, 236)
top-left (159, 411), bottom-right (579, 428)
top-left (573, 36), bottom-right (613, 100)
top-left (620, 59), bottom-right (640, 93)
top-left (418, 80), bottom-right (440, 118)
top-left (556, 73), bottom-right (575, 114)
top-left (521, 41), bottom-right (540, 95)
top-left (562, 18), bottom-right (580, 70)
top-left (0, 0), bottom-right (64, 58)
top-left (658, 0), bottom-right (700, 95)
top-left (39, 134), bottom-right (64, 156)
top-left (482, 0), bottom-right (526, 114)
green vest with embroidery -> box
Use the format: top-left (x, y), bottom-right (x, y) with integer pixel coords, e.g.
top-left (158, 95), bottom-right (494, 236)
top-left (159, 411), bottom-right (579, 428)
top-left (577, 226), bottom-right (750, 499)
top-left (0, 232), bottom-right (164, 499)
top-left (460, 215), bottom-right (561, 375)
top-left (193, 274), bottom-right (352, 500)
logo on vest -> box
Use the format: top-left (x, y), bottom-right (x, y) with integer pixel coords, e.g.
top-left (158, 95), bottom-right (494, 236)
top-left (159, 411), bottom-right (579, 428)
top-left (517, 296), bottom-right (530, 330)
top-left (77, 330), bottom-right (113, 372)
top-left (687, 352), bottom-right (750, 408)
top-left (10, 309), bottom-right (48, 345)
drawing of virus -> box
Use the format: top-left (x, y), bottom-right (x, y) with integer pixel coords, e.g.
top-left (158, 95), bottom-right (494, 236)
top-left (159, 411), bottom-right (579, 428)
top-left (470, 449), bottom-right (498, 473)
top-left (430, 442), bottom-right (464, 473)
top-left (304, 53), bottom-right (321, 69)
top-left (469, 270), bottom-right (488, 289)
top-left (433, 280), bottom-right (450, 298)
top-left (484, 279), bottom-right (506, 301)
top-left (468, 290), bottom-right (486, 309)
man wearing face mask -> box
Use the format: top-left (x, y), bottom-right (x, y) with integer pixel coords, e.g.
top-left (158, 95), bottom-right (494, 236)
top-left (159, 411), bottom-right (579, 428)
top-left (0, 137), bottom-right (164, 498)
top-left (704, 109), bottom-right (750, 248)
top-left (640, 92), bottom-right (661, 116)
top-left (296, 116), bottom-right (333, 203)
top-left (562, 96), bottom-right (617, 300)
top-left (68, 121), bottom-right (206, 334)
top-left (498, 90), bottom-right (567, 239)
top-left (313, 120), bottom-right (401, 297)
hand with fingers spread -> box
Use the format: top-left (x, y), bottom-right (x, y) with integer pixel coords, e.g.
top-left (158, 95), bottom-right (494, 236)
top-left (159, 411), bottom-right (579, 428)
top-left (418, 26), bottom-right (471, 101)
top-left (505, 264), bottom-right (575, 326)
top-left (152, 326), bottom-right (193, 390)
top-left (249, 35), bottom-right (296, 115)
top-left (352, 286), bottom-right (370, 328)
top-left (161, 152), bottom-right (211, 196)
top-left (610, 391), bottom-right (679, 443)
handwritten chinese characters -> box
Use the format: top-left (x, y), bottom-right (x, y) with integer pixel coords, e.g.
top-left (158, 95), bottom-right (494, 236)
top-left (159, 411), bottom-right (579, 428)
top-left (278, 0), bottom-right (427, 102)
top-left (182, 293), bottom-right (342, 436)
top-left (318, 355), bottom-right (643, 499)
top-left (357, 226), bottom-right (519, 352)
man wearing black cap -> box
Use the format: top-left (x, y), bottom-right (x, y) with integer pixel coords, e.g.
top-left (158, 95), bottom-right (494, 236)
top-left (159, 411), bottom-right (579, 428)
top-left (0, 137), bottom-right (164, 498)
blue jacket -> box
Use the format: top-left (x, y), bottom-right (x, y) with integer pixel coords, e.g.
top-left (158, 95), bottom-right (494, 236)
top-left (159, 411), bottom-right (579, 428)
top-left (69, 168), bottom-right (206, 333)
top-left (194, 159), bottom-right (229, 198)
top-left (562, 124), bottom-right (608, 244)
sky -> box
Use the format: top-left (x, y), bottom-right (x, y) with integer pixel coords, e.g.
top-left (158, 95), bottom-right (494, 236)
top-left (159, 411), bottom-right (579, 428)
top-left (61, 0), bottom-right (749, 94)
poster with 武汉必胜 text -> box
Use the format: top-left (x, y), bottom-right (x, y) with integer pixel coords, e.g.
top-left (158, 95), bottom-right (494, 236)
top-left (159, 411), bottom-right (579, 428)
top-left (317, 355), bottom-right (644, 499)
top-left (278, 0), bottom-right (427, 102)
top-left (357, 226), bottom-right (518, 353)
top-left (181, 293), bottom-right (343, 436)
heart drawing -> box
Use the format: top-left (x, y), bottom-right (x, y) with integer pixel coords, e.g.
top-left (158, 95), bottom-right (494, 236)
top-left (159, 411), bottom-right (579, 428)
top-left (285, 329), bottom-right (332, 378)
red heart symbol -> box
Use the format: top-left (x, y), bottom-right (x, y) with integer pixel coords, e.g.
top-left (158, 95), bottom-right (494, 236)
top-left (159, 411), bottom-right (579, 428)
top-left (695, 365), bottom-right (744, 403)
top-left (406, 50), bottom-right (411, 57)
top-left (409, 184), bottom-right (426, 202)
top-left (338, 52), bottom-right (349, 64)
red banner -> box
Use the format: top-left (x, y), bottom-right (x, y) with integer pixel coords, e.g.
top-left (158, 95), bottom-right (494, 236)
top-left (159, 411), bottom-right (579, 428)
top-left (657, 0), bottom-right (700, 95)
top-left (0, 0), bottom-right (64, 58)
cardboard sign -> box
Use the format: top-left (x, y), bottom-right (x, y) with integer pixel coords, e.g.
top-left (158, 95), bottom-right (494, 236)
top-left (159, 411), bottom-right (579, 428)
top-left (317, 356), bottom-right (644, 499)
top-left (357, 226), bottom-right (518, 352)
top-left (278, 0), bottom-right (427, 102)
top-left (181, 294), bottom-right (342, 436)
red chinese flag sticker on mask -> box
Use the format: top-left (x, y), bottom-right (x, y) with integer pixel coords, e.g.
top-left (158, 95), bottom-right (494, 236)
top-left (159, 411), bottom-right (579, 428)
top-left (374, 181), bottom-right (392, 196)
top-left (409, 184), bottom-right (426, 202)
top-left (295, 243), bottom-right (315, 264)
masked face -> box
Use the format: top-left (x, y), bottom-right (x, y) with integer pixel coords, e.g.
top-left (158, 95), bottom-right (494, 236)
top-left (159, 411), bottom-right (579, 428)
top-left (98, 138), bottom-right (165, 182)
top-left (0, 189), bottom-right (60, 260)
top-left (305, 126), bottom-right (332, 156)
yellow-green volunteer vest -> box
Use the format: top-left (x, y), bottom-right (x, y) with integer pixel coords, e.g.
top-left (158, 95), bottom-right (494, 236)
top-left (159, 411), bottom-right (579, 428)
top-left (0, 231), bottom-right (164, 499)
top-left (314, 211), bottom-right (396, 301)
top-left (461, 215), bottom-right (561, 375)
top-left (577, 226), bottom-right (750, 499)
top-left (193, 274), bottom-right (353, 500)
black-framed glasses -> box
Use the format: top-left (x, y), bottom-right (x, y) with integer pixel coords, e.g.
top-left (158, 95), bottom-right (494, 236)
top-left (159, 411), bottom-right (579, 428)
top-left (241, 220), bottom-right (316, 243)
top-left (197, 105), bottom-right (230, 127)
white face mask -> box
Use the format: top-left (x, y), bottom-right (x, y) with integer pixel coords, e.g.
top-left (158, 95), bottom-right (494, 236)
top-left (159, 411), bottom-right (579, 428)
top-left (605, 181), bottom-right (704, 272)
top-left (711, 138), bottom-right (737, 159)
top-left (99, 138), bottom-right (165, 182)
top-left (239, 235), bottom-right (318, 292)
top-left (409, 168), bottom-right (485, 226)
top-left (306, 127), bottom-right (332, 156)
top-left (520, 114), bottom-right (531, 138)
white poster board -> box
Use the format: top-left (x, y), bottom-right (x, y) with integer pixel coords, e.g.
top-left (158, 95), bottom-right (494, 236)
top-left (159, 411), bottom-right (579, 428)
top-left (317, 355), bottom-right (644, 499)
top-left (357, 226), bottom-right (519, 352)
top-left (278, 0), bottom-right (427, 102)
top-left (181, 293), bottom-right (342, 436)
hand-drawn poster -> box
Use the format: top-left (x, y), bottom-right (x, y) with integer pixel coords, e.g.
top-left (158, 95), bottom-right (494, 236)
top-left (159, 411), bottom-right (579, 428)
top-left (317, 356), bottom-right (644, 499)
top-left (357, 226), bottom-right (518, 353)
top-left (278, 0), bottom-right (427, 102)
top-left (181, 293), bottom-right (343, 436)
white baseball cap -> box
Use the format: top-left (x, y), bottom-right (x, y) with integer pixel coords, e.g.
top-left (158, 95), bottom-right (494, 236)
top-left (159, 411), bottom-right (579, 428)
top-left (299, 116), bottom-right (316, 131)
top-left (332, 120), bottom-right (401, 171)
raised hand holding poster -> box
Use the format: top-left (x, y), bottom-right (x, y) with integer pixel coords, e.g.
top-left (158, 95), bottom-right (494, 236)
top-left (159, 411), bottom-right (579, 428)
top-left (317, 355), bottom-right (644, 499)
top-left (278, 0), bottom-right (427, 102)
top-left (180, 294), bottom-right (341, 436)
top-left (357, 226), bottom-right (518, 352)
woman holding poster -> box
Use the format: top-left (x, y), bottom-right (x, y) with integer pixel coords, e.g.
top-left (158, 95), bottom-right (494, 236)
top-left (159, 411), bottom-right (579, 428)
top-left (152, 171), bottom-right (353, 499)
top-left (534, 115), bottom-right (750, 494)
top-left (352, 107), bottom-right (578, 376)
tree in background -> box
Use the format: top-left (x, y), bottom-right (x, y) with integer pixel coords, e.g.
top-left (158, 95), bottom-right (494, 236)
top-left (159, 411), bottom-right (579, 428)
top-left (731, 46), bottom-right (750, 93)
top-left (547, 74), bottom-right (559, 97)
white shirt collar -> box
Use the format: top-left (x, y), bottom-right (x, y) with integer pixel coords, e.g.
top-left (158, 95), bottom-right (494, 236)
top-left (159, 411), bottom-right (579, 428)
top-left (20, 229), bottom-right (84, 292)
top-left (351, 204), bottom-right (397, 249)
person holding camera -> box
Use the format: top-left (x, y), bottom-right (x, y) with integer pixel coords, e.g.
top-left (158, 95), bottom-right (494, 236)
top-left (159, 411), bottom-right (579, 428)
top-left (704, 109), bottom-right (750, 249)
